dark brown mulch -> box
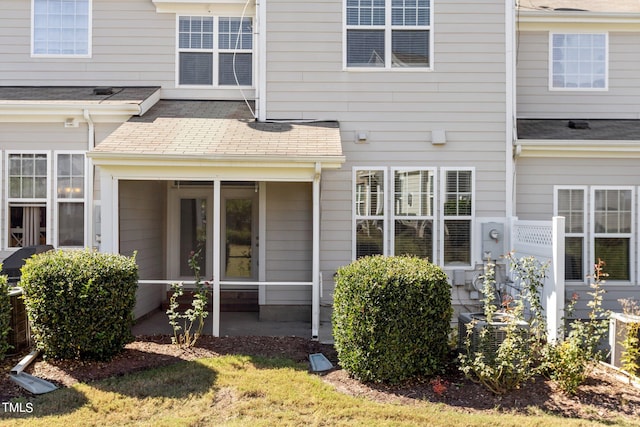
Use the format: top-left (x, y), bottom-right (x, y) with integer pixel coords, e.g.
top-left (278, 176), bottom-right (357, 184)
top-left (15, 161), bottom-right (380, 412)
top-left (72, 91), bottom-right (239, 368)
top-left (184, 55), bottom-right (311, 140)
top-left (2, 336), bottom-right (640, 424)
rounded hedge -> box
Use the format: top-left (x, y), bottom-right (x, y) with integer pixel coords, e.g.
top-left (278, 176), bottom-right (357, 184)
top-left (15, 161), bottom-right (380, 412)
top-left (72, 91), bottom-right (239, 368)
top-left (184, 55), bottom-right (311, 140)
top-left (332, 255), bottom-right (453, 383)
top-left (0, 272), bottom-right (10, 360)
top-left (20, 250), bottom-right (138, 361)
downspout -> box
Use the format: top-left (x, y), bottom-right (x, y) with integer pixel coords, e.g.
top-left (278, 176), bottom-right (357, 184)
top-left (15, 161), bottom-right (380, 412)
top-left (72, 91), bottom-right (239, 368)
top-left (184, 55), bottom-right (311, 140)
top-left (83, 109), bottom-right (95, 250)
top-left (312, 162), bottom-right (321, 339)
top-left (257, 0), bottom-right (267, 121)
top-left (505, 0), bottom-right (516, 221)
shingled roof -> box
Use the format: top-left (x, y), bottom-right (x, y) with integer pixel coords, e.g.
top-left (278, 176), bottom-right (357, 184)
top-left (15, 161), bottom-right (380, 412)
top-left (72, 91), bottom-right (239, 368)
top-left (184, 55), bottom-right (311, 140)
top-left (518, 0), bottom-right (640, 14)
top-left (90, 100), bottom-right (344, 163)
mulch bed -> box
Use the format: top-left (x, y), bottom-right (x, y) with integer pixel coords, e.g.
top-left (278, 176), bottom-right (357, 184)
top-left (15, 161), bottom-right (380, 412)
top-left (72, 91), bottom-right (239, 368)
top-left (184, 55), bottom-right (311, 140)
top-left (2, 335), bottom-right (640, 424)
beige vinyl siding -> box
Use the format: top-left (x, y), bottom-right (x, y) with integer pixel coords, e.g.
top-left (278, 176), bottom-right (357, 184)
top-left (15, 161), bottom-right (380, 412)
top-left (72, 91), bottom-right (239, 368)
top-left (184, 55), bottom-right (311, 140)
top-left (517, 31), bottom-right (640, 119)
top-left (0, 123), bottom-right (87, 150)
top-left (0, 0), bottom-right (251, 100)
top-left (264, 182), bottom-right (312, 305)
top-left (515, 157), bottom-right (640, 221)
top-left (119, 180), bottom-right (166, 319)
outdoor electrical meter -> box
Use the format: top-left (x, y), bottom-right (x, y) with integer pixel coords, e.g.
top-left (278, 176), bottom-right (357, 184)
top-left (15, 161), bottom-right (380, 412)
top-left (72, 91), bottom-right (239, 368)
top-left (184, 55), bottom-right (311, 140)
top-left (481, 222), bottom-right (504, 261)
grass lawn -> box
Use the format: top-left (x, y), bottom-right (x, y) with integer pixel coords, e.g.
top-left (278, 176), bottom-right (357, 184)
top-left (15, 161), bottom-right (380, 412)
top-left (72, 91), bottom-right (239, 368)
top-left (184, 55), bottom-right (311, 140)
top-left (1, 355), bottom-right (635, 426)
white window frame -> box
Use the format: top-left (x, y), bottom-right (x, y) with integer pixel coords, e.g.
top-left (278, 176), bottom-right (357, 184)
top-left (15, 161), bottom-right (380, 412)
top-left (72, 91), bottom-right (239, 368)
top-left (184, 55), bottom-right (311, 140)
top-left (353, 167), bottom-right (388, 259)
top-left (5, 151), bottom-right (52, 250)
top-left (175, 15), bottom-right (254, 88)
top-left (548, 32), bottom-right (608, 91)
top-left (590, 186), bottom-right (634, 283)
top-left (31, 0), bottom-right (92, 58)
top-left (344, 0), bottom-right (433, 71)
top-left (440, 167), bottom-right (474, 268)
top-left (391, 167), bottom-right (437, 261)
top-left (554, 185), bottom-right (588, 283)
top-left (54, 151), bottom-right (87, 248)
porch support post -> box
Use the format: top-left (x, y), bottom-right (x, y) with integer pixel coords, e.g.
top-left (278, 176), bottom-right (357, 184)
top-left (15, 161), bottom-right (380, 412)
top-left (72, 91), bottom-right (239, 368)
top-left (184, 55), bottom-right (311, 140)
top-left (312, 163), bottom-right (321, 339)
top-left (212, 180), bottom-right (221, 337)
top-left (549, 216), bottom-right (565, 343)
top-left (98, 170), bottom-right (118, 254)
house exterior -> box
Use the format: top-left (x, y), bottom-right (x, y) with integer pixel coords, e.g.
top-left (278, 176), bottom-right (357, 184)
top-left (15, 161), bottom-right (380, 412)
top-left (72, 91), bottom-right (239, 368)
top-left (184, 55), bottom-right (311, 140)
top-left (514, 0), bottom-right (640, 318)
top-left (0, 0), bottom-right (636, 340)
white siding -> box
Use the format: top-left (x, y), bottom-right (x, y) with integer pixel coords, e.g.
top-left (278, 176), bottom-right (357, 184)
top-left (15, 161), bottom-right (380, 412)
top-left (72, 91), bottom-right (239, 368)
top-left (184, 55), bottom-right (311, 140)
top-left (119, 180), bottom-right (166, 319)
top-left (517, 31), bottom-right (640, 119)
top-left (264, 182), bottom-right (312, 305)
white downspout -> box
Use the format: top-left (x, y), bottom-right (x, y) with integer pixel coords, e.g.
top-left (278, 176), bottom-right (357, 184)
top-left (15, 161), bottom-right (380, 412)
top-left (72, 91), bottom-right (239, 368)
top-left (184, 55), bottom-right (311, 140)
top-left (312, 162), bottom-right (321, 339)
top-left (257, 0), bottom-right (267, 121)
top-left (83, 109), bottom-right (95, 250)
top-left (505, 0), bottom-right (516, 220)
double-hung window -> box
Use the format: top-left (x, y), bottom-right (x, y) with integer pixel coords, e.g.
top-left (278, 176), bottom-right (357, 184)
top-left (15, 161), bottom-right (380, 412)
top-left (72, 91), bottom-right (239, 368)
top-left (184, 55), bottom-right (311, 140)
top-left (32, 0), bottom-right (91, 56)
top-left (7, 153), bottom-right (49, 248)
top-left (550, 33), bottom-right (607, 90)
top-left (555, 186), bottom-right (634, 282)
top-left (56, 153), bottom-right (85, 247)
top-left (345, 0), bottom-right (431, 68)
top-left (555, 187), bottom-right (587, 281)
top-left (442, 169), bottom-right (473, 266)
top-left (5, 152), bottom-right (86, 249)
top-left (592, 188), bottom-right (633, 281)
top-left (393, 169), bottom-right (435, 260)
top-left (178, 16), bottom-right (253, 86)
top-left (355, 169), bottom-right (386, 258)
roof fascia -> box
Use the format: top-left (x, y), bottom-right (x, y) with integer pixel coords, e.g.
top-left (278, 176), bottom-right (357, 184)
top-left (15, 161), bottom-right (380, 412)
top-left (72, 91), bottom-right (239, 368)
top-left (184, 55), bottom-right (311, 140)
top-left (515, 139), bottom-right (640, 158)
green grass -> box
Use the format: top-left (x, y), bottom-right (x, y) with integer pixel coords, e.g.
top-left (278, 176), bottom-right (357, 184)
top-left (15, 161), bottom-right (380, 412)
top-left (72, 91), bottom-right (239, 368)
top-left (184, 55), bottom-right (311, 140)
top-left (1, 355), bottom-right (636, 426)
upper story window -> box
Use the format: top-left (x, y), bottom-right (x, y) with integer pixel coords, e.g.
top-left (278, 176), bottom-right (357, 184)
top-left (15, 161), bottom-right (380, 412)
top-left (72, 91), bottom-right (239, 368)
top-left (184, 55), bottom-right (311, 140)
top-left (345, 0), bottom-right (431, 69)
top-left (32, 0), bottom-right (91, 57)
top-left (178, 16), bottom-right (253, 86)
top-left (550, 33), bottom-right (607, 90)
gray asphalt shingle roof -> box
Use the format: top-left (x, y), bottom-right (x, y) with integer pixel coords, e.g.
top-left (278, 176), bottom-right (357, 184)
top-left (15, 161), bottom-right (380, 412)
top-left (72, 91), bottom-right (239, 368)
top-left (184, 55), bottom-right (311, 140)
top-left (518, 0), bottom-right (640, 13)
top-left (517, 119), bottom-right (640, 140)
top-left (0, 86), bottom-right (160, 105)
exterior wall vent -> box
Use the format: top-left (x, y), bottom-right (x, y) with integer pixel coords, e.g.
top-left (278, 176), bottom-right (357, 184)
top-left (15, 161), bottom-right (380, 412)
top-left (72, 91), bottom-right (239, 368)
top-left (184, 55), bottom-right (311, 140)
top-left (568, 120), bottom-right (590, 129)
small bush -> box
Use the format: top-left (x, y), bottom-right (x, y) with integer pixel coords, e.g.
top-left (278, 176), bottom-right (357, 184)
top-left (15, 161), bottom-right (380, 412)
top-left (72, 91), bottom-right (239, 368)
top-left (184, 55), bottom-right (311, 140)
top-left (0, 270), bottom-right (10, 360)
top-left (332, 255), bottom-right (453, 383)
top-left (20, 250), bottom-right (138, 361)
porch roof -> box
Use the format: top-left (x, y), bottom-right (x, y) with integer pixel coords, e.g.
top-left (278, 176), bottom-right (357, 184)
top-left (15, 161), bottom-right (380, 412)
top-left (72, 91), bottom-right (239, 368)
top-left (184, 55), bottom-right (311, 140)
top-left (89, 100), bottom-right (344, 166)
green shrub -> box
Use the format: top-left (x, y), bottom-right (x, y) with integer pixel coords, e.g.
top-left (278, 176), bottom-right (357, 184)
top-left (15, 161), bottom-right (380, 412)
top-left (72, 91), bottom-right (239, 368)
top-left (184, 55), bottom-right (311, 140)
top-left (20, 250), bottom-right (138, 361)
top-left (332, 255), bottom-right (453, 383)
top-left (0, 270), bottom-right (10, 360)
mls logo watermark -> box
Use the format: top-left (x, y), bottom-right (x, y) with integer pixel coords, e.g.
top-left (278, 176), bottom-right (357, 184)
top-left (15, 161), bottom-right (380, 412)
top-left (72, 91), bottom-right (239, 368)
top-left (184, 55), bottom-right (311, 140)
top-left (2, 401), bottom-right (34, 414)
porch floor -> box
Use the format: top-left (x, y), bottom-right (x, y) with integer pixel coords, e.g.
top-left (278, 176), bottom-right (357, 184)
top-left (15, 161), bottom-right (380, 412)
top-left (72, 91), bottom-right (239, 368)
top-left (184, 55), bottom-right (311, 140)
top-left (132, 310), bottom-right (328, 341)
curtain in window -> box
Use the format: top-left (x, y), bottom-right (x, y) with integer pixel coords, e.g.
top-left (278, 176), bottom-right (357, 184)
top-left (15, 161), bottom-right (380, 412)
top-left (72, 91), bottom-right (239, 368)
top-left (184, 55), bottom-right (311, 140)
top-left (23, 206), bottom-right (41, 247)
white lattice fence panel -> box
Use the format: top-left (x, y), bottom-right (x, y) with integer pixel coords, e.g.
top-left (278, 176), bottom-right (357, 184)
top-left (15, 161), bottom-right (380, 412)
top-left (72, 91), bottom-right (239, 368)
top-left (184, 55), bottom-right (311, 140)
top-left (512, 220), bottom-right (553, 259)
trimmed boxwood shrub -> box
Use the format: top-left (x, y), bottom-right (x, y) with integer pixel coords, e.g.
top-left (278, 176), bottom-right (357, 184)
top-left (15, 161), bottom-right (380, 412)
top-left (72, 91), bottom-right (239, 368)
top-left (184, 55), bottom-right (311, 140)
top-left (332, 255), bottom-right (453, 383)
top-left (0, 271), bottom-right (10, 360)
top-left (20, 250), bottom-right (138, 361)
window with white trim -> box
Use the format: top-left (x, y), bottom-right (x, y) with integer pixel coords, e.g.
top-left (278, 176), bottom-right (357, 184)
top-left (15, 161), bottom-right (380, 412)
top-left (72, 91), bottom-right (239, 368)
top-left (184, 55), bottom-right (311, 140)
top-left (32, 0), bottom-right (91, 56)
top-left (355, 169), bottom-right (386, 258)
top-left (592, 188), bottom-right (632, 281)
top-left (555, 187), bottom-right (586, 281)
top-left (550, 33), bottom-right (607, 90)
top-left (393, 169), bottom-right (435, 260)
top-left (442, 169), bottom-right (473, 266)
top-left (178, 16), bottom-right (253, 86)
top-left (555, 186), bottom-right (634, 282)
top-left (345, 0), bottom-right (431, 68)
top-left (56, 153), bottom-right (85, 246)
top-left (5, 152), bottom-right (87, 249)
top-left (7, 153), bottom-right (49, 248)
